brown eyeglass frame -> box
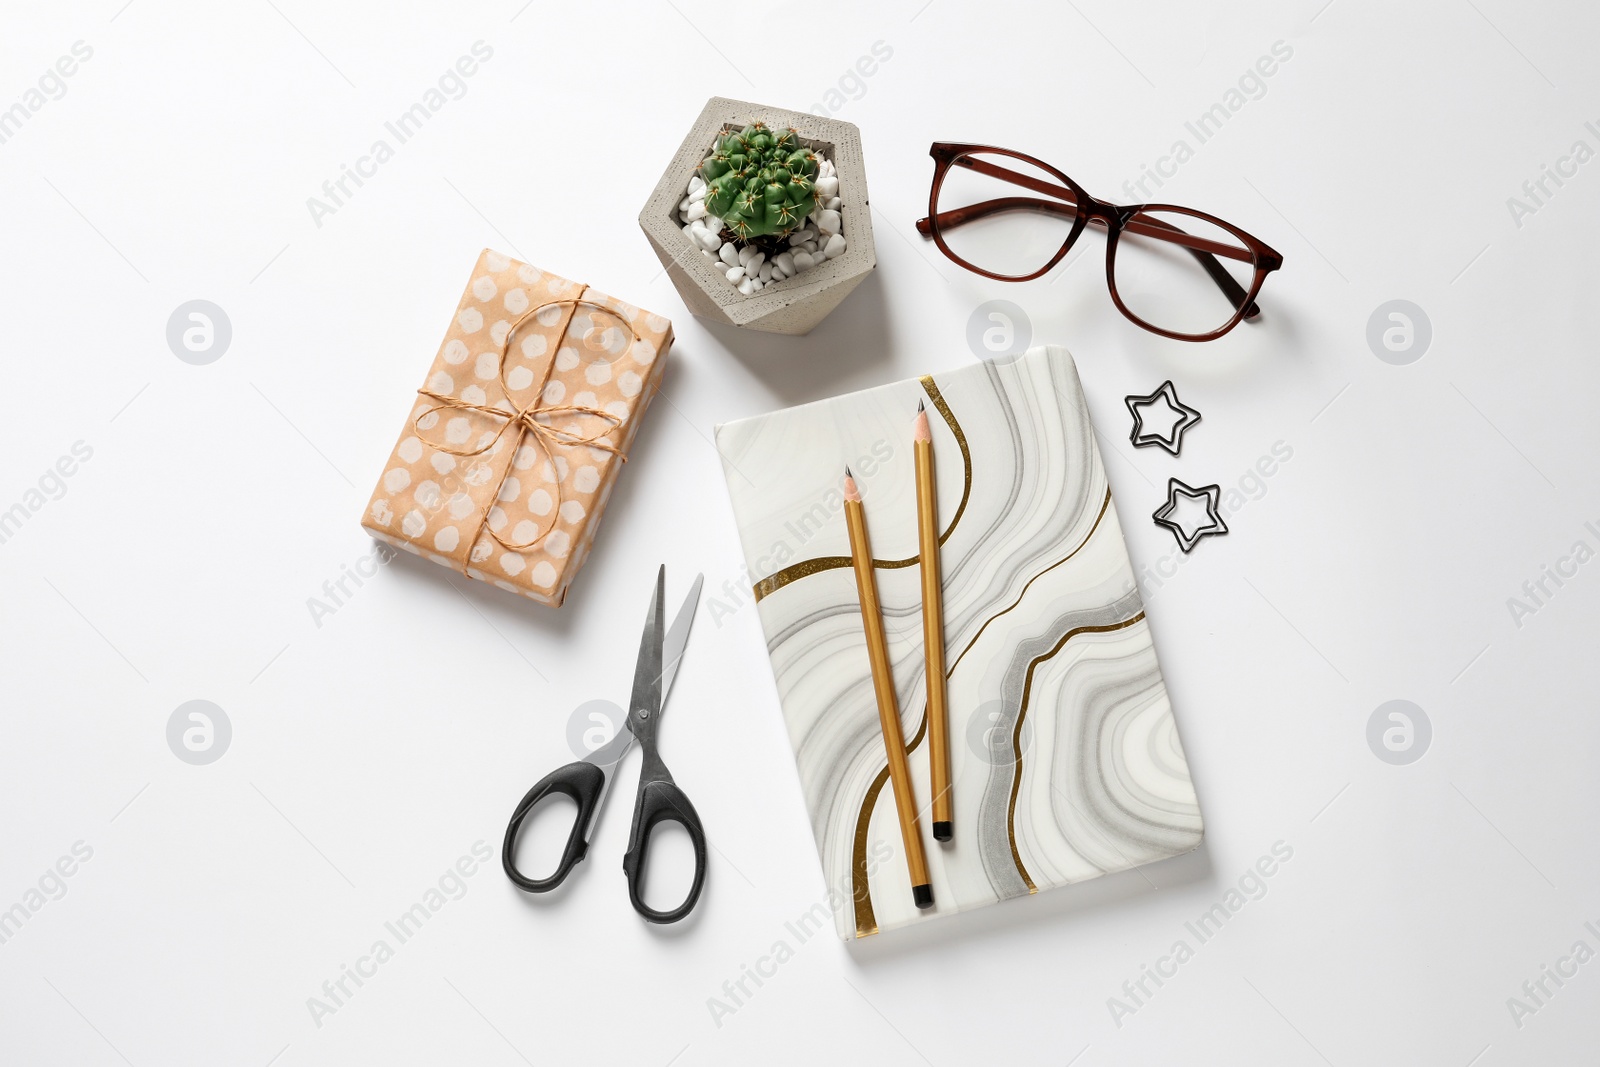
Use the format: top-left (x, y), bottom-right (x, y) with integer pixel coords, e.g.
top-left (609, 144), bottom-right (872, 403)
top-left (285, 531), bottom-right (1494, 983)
top-left (916, 143), bottom-right (1284, 342)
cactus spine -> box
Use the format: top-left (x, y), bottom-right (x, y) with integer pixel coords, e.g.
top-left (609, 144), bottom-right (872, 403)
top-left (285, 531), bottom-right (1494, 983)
top-left (697, 122), bottom-right (819, 241)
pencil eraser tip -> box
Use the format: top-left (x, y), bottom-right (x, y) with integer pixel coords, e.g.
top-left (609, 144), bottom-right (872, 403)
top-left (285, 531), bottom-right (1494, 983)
top-left (913, 883), bottom-right (934, 909)
top-left (932, 822), bottom-right (952, 842)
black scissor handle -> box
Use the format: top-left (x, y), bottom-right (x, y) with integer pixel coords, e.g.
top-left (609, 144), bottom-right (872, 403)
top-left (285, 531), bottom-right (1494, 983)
top-left (502, 760), bottom-right (605, 893)
top-left (621, 778), bottom-right (707, 924)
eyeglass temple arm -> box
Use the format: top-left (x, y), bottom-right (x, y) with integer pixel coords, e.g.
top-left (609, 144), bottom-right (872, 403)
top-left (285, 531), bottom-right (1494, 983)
top-left (916, 158), bottom-right (1262, 318)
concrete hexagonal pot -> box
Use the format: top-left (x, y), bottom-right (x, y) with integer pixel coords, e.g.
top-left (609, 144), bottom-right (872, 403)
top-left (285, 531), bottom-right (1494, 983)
top-left (639, 97), bottom-right (875, 336)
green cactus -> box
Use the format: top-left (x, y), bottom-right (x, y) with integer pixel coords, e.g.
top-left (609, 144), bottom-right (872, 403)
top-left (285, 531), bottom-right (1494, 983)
top-left (697, 122), bottom-right (819, 241)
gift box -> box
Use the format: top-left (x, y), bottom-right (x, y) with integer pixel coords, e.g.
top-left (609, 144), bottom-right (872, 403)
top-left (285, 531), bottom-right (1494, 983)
top-left (361, 249), bottom-right (672, 606)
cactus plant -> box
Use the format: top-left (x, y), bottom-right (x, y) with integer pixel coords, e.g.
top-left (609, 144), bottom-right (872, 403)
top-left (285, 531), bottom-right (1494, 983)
top-left (698, 122), bottom-right (818, 241)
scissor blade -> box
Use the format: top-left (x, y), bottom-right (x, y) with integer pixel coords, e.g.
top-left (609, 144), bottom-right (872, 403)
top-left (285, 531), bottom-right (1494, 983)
top-left (658, 573), bottom-right (703, 706)
top-left (628, 566), bottom-right (666, 724)
top-left (582, 716), bottom-right (636, 773)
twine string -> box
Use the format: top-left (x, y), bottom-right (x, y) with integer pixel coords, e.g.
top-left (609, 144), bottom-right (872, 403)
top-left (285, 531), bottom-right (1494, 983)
top-left (412, 285), bottom-right (640, 554)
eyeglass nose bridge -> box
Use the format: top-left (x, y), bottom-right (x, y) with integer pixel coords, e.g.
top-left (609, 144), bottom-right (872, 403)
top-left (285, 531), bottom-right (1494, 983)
top-left (1077, 200), bottom-right (1133, 228)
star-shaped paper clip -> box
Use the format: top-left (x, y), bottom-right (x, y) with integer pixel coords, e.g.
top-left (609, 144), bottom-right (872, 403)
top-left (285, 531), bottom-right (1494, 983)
top-left (1125, 380), bottom-right (1202, 456)
top-left (1152, 478), bottom-right (1229, 553)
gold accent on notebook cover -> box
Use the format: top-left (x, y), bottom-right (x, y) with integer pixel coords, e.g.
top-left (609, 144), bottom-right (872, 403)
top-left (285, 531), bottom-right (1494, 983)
top-left (753, 376), bottom-right (972, 603)
top-left (1006, 612), bottom-right (1148, 892)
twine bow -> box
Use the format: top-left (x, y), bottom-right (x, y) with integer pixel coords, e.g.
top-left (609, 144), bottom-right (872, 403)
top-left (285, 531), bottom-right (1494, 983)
top-left (413, 286), bottom-right (641, 555)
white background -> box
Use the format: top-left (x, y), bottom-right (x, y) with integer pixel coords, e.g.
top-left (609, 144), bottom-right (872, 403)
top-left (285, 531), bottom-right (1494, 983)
top-left (2, 1), bottom-right (1597, 1064)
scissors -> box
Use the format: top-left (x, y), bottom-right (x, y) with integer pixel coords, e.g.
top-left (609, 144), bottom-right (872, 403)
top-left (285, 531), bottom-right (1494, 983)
top-left (501, 565), bottom-right (708, 923)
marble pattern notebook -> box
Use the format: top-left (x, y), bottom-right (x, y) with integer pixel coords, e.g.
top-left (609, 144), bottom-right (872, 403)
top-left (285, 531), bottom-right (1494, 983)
top-left (715, 346), bottom-right (1203, 939)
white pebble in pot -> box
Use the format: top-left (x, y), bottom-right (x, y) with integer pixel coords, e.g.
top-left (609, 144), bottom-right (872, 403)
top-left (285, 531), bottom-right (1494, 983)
top-left (676, 133), bottom-right (846, 296)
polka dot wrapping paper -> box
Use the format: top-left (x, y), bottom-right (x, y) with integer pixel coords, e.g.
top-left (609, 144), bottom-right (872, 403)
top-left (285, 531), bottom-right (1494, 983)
top-left (360, 249), bottom-right (673, 606)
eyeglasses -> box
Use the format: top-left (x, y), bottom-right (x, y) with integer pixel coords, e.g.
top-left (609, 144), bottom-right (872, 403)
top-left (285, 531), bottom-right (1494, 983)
top-left (916, 143), bottom-right (1283, 342)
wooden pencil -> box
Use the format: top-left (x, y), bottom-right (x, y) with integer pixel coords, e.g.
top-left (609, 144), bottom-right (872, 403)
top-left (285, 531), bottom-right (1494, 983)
top-left (914, 400), bottom-right (953, 842)
top-left (842, 467), bottom-right (934, 910)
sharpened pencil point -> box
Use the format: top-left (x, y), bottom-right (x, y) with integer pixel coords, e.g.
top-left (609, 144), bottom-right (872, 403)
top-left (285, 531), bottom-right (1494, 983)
top-left (917, 397), bottom-right (925, 413)
top-left (844, 465), bottom-right (852, 478)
